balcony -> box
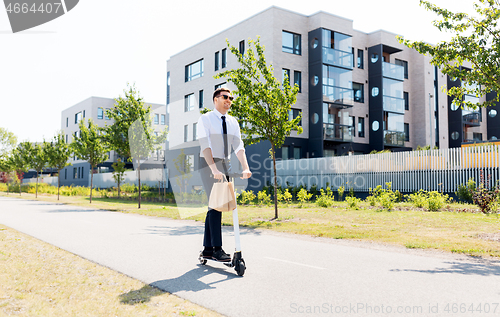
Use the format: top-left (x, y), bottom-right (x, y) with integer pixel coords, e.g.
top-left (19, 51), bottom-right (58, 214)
top-left (384, 130), bottom-right (405, 146)
top-left (322, 47), bottom-right (353, 69)
top-left (463, 112), bottom-right (480, 126)
top-left (383, 62), bottom-right (404, 81)
top-left (323, 85), bottom-right (354, 107)
top-left (383, 95), bottom-right (405, 114)
top-left (323, 123), bottom-right (353, 142)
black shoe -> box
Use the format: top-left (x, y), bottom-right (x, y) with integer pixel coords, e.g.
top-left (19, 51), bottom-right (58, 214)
top-left (202, 249), bottom-right (213, 258)
top-left (212, 249), bottom-right (231, 262)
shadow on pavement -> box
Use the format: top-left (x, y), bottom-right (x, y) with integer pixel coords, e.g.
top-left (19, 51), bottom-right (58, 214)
top-left (150, 265), bottom-right (239, 294)
top-left (142, 225), bottom-right (262, 236)
top-left (391, 261), bottom-right (500, 276)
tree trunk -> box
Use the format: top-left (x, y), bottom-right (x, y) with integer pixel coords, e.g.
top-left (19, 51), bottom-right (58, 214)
top-left (271, 143), bottom-right (278, 220)
top-left (57, 170), bottom-right (61, 200)
top-left (138, 165), bottom-right (141, 209)
top-left (35, 175), bottom-right (38, 198)
top-left (90, 166), bottom-right (93, 203)
top-left (118, 179), bottom-right (121, 199)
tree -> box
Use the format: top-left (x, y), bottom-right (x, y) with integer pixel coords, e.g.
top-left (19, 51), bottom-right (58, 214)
top-left (112, 158), bottom-right (126, 198)
top-left (45, 133), bottom-right (72, 200)
top-left (0, 157), bottom-right (14, 194)
top-left (27, 142), bottom-right (50, 198)
top-left (72, 118), bottom-right (109, 203)
top-left (215, 37), bottom-right (302, 219)
top-left (103, 84), bottom-right (167, 208)
top-left (0, 127), bottom-right (17, 159)
top-left (9, 143), bottom-right (31, 195)
top-left (399, 0), bottom-right (500, 109)
top-left (173, 149), bottom-right (193, 196)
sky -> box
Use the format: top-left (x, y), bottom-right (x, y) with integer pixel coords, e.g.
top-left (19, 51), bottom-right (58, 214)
top-left (0, 0), bottom-right (478, 143)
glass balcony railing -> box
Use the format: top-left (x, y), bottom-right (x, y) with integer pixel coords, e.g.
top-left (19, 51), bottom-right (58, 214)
top-left (322, 47), bottom-right (353, 69)
top-left (323, 85), bottom-right (354, 106)
top-left (383, 62), bottom-right (404, 81)
top-left (323, 123), bottom-right (353, 142)
top-left (463, 112), bottom-right (480, 126)
top-left (383, 95), bottom-right (405, 113)
top-left (384, 130), bottom-right (405, 146)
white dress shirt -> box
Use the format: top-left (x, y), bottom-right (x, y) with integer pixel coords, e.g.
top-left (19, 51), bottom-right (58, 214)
top-left (197, 108), bottom-right (244, 159)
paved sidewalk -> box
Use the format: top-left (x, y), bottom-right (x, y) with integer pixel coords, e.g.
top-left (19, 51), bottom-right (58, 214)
top-left (1, 196), bottom-right (500, 317)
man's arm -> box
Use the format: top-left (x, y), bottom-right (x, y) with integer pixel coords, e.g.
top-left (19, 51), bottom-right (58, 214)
top-left (202, 147), bottom-right (224, 180)
top-left (236, 149), bottom-right (252, 179)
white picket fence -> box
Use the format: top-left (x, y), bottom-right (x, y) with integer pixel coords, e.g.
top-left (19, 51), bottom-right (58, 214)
top-left (22, 176), bottom-right (58, 186)
top-left (91, 168), bottom-right (168, 189)
top-left (275, 145), bottom-right (500, 192)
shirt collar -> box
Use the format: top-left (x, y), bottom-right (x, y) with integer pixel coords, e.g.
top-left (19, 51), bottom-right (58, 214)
top-left (213, 108), bottom-right (226, 119)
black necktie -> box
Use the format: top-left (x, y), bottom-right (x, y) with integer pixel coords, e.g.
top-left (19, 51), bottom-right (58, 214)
top-left (221, 116), bottom-right (228, 158)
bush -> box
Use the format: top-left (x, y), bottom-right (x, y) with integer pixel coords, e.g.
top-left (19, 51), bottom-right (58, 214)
top-left (297, 188), bottom-right (312, 207)
top-left (346, 196), bottom-right (361, 210)
top-left (316, 188), bottom-right (335, 208)
top-left (426, 191), bottom-right (450, 212)
top-left (238, 190), bottom-right (256, 205)
top-left (406, 190), bottom-right (427, 208)
top-left (378, 182), bottom-right (396, 211)
top-left (337, 186), bottom-right (345, 201)
top-left (277, 188), bottom-right (292, 205)
top-left (257, 190), bottom-right (271, 206)
top-left (456, 178), bottom-right (476, 203)
top-left (348, 187), bottom-right (355, 198)
top-left (121, 183), bottom-right (137, 194)
top-left (365, 185), bottom-right (383, 206)
top-left (470, 180), bottom-right (499, 214)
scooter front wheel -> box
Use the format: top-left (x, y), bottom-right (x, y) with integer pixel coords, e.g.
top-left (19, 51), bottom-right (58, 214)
top-left (235, 259), bottom-right (246, 276)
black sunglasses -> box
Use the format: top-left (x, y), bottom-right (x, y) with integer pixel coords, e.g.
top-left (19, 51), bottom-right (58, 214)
top-left (218, 94), bottom-right (234, 101)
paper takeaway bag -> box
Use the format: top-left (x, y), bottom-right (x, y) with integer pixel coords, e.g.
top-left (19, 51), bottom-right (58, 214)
top-left (209, 180), bottom-right (237, 212)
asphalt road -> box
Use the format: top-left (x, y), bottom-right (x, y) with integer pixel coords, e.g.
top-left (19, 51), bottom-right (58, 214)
top-left (1, 196), bottom-right (500, 317)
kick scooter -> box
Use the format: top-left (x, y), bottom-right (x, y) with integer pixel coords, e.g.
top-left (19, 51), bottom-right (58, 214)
top-left (198, 172), bottom-right (246, 276)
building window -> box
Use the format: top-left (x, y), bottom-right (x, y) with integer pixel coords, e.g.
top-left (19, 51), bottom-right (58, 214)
top-left (75, 112), bottom-right (82, 124)
top-left (294, 71), bottom-right (302, 92)
top-left (65, 134), bottom-right (68, 143)
top-left (395, 59), bottom-right (408, 79)
top-left (64, 169), bottom-right (67, 180)
top-left (185, 59), bottom-right (204, 82)
top-left (357, 49), bottom-right (364, 69)
top-left (83, 110), bottom-right (85, 118)
top-left (289, 108), bottom-right (302, 125)
top-left (353, 82), bottom-right (364, 103)
top-left (97, 107), bottom-right (103, 120)
top-left (154, 114), bottom-right (159, 125)
top-left (184, 125), bottom-right (188, 142)
top-left (199, 90), bottom-right (204, 109)
top-left (184, 93), bottom-right (195, 112)
top-left (80, 167), bottom-right (84, 179)
top-left (349, 116), bottom-right (355, 137)
top-left (239, 40), bottom-right (245, 55)
top-left (66, 117), bottom-right (68, 127)
top-left (215, 51), bottom-right (219, 71)
top-left (73, 167), bottom-right (77, 179)
top-left (473, 132), bottom-right (482, 141)
top-left (161, 114), bottom-right (165, 125)
top-left (167, 71), bottom-right (170, 105)
top-left (293, 147), bottom-right (301, 159)
top-left (282, 146), bottom-right (289, 160)
top-left (215, 82), bottom-right (226, 90)
top-left (352, 48), bottom-right (355, 68)
top-left (404, 92), bottom-right (409, 110)
top-left (282, 68), bottom-right (290, 85)
top-left (193, 122), bottom-right (198, 141)
top-left (222, 48), bottom-right (227, 68)
top-left (404, 123), bottom-right (410, 141)
top-left (282, 31), bottom-right (301, 55)
top-left (358, 117), bottom-right (365, 138)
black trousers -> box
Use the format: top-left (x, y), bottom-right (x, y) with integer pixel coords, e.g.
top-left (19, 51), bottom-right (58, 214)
top-left (199, 157), bottom-right (231, 248)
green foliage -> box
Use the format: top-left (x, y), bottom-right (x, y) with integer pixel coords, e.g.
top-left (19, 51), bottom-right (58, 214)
top-left (0, 127), bottom-right (17, 159)
top-left (297, 188), bottom-right (313, 207)
top-left (427, 191), bottom-right (451, 212)
top-left (121, 183), bottom-right (138, 194)
top-left (238, 190), bottom-right (256, 205)
top-left (348, 186), bottom-right (355, 198)
top-left (337, 186), bottom-right (345, 201)
top-left (257, 189), bottom-right (272, 206)
top-left (470, 175), bottom-right (499, 214)
top-left (173, 149), bottom-right (193, 194)
top-left (456, 178), bottom-right (476, 202)
top-left (316, 188), bottom-right (335, 208)
top-left (215, 37), bottom-right (301, 219)
top-left (112, 158), bottom-right (126, 197)
top-left (346, 196), bottom-right (362, 210)
top-left (45, 132), bottom-right (72, 199)
top-left (407, 190), bottom-right (428, 208)
top-left (415, 145), bottom-right (439, 151)
top-left (369, 149), bottom-right (391, 154)
top-left (399, 0), bottom-right (500, 108)
top-left (377, 182), bottom-right (396, 211)
top-left (395, 190), bottom-right (403, 203)
top-left (366, 185), bottom-right (383, 206)
top-left (277, 188), bottom-right (292, 205)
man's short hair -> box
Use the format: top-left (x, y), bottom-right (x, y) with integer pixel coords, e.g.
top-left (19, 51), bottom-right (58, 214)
top-left (213, 87), bottom-right (231, 101)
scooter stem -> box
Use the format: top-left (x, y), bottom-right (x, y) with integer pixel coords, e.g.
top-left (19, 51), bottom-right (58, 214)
top-left (232, 207), bottom-right (241, 252)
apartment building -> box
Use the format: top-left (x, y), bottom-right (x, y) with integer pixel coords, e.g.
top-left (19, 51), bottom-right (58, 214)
top-left (60, 96), bottom-right (167, 187)
top-left (166, 6), bottom-right (498, 192)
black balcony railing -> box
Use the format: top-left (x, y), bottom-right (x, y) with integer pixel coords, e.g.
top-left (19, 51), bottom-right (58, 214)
top-left (384, 130), bottom-right (405, 146)
top-left (323, 123), bottom-right (353, 142)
